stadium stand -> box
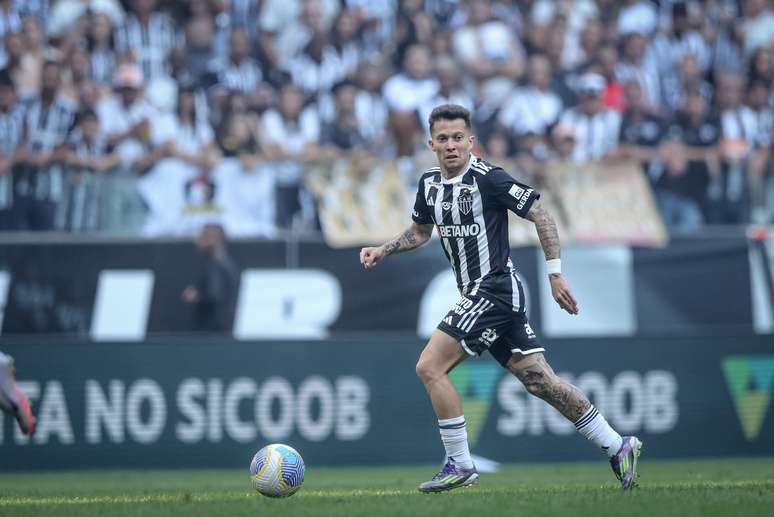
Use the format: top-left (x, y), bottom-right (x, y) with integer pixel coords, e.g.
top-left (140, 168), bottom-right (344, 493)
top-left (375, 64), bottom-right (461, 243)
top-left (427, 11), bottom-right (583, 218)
top-left (0, 0), bottom-right (771, 239)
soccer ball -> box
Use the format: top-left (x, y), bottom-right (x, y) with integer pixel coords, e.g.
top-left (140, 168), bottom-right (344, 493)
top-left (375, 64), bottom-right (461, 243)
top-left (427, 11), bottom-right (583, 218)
top-left (249, 444), bottom-right (305, 498)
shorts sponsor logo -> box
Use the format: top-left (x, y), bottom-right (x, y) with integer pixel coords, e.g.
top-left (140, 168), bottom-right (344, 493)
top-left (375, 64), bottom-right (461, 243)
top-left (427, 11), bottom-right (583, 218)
top-left (438, 224), bottom-right (481, 238)
top-left (412, 210), bottom-right (420, 218)
top-left (480, 328), bottom-right (498, 344)
top-left (524, 323), bottom-right (535, 339)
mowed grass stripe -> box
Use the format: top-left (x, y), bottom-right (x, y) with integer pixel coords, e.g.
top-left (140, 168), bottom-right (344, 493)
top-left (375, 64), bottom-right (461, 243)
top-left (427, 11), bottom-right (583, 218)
top-left (1, 479), bottom-right (772, 507)
top-left (0, 459), bottom-right (771, 517)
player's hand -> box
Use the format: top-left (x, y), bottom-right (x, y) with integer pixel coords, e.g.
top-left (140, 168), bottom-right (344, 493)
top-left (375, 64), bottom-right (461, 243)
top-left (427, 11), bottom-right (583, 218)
top-left (360, 246), bottom-right (386, 269)
top-left (549, 274), bottom-right (579, 315)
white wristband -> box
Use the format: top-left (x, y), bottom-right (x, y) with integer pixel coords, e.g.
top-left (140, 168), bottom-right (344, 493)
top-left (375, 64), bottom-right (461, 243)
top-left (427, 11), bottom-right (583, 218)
top-left (546, 259), bottom-right (561, 276)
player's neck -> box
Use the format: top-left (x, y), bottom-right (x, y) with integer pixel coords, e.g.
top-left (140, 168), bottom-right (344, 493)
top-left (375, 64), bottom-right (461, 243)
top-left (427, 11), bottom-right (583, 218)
top-left (440, 154), bottom-right (471, 180)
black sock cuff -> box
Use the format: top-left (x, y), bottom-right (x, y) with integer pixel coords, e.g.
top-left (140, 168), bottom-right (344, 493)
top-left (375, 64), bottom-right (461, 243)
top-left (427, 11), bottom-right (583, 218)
top-left (574, 405), bottom-right (599, 430)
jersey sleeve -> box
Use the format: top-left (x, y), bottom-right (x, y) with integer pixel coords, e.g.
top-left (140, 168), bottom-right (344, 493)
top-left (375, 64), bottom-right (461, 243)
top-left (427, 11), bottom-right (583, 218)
top-left (481, 167), bottom-right (540, 218)
top-left (412, 176), bottom-right (433, 225)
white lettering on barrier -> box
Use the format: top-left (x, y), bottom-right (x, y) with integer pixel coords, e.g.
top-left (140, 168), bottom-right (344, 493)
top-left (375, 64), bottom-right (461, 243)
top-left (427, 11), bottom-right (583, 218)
top-left (498, 370), bottom-right (679, 436)
top-left (609, 371), bottom-right (644, 433)
top-left (336, 376), bottom-right (370, 440)
top-left (86, 380), bottom-right (124, 443)
top-left (33, 381), bottom-right (74, 445)
top-left (296, 376), bottom-right (335, 442)
top-left (234, 270), bottom-right (342, 339)
top-left (224, 378), bottom-right (257, 443)
top-left (3, 375), bottom-right (370, 446)
top-left (644, 370), bottom-right (678, 433)
top-left (207, 379), bottom-right (223, 442)
top-left (256, 377), bottom-right (295, 441)
top-left (126, 379), bottom-right (166, 444)
top-left (177, 378), bottom-right (206, 443)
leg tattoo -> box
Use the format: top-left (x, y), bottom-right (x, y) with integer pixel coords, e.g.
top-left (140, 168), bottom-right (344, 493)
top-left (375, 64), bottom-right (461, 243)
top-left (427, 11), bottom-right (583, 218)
top-left (508, 354), bottom-right (591, 422)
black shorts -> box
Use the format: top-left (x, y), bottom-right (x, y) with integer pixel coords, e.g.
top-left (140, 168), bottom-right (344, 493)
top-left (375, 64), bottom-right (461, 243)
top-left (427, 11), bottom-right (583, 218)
top-left (437, 293), bottom-right (545, 367)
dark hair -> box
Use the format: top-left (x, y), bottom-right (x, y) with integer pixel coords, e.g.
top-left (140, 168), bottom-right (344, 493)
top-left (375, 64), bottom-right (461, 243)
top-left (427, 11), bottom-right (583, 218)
top-left (176, 84), bottom-right (198, 122)
top-left (43, 59), bottom-right (61, 71)
top-left (747, 78), bottom-right (771, 93)
top-left (332, 79), bottom-right (356, 95)
top-left (0, 68), bottom-right (13, 88)
top-left (428, 104), bottom-right (471, 134)
top-left (76, 108), bottom-right (98, 124)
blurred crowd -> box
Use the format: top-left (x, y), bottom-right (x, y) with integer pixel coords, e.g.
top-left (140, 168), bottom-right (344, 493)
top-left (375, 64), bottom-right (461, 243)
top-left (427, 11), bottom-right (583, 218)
top-left (0, 0), bottom-right (773, 236)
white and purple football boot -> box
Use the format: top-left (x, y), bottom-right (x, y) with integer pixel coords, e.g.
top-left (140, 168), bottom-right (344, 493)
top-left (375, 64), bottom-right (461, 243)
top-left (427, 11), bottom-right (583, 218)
top-left (609, 436), bottom-right (643, 490)
top-left (418, 459), bottom-right (479, 493)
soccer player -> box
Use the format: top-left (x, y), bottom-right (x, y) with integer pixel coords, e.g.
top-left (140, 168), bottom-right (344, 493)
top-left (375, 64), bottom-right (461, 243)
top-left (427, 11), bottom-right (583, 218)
top-left (360, 104), bottom-right (641, 492)
top-left (0, 351), bottom-right (35, 435)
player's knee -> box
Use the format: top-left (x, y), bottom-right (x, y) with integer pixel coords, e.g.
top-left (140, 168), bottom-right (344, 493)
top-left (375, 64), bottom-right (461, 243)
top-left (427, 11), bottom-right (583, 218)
top-left (415, 357), bottom-right (440, 384)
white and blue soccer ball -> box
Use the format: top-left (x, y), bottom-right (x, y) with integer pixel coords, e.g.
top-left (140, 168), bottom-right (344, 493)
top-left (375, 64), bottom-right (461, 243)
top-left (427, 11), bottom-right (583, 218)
top-left (249, 443), bottom-right (305, 498)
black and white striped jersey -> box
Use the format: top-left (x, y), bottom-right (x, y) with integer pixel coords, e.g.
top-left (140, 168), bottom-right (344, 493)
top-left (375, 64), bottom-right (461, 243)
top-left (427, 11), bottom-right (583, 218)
top-left (115, 13), bottom-right (181, 81)
top-left (0, 103), bottom-right (24, 210)
top-left (23, 96), bottom-right (76, 153)
top-left (412, 154), bottom-right (540, 306)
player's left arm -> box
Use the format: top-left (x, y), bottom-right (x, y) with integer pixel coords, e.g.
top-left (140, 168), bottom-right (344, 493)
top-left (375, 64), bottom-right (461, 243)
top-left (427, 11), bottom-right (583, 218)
top-left (525, 201), bottom-right (579, 315)
top-left (360, 222), bottom-right (434, 269)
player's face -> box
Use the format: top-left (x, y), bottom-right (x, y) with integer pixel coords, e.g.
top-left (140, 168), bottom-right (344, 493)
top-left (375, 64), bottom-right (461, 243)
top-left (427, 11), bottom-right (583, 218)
top-left (429, 118), bottom-right (474, 173)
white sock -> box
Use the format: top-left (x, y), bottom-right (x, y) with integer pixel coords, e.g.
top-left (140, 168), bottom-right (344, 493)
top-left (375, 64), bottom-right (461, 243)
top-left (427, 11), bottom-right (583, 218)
top-left (574, 405), bottom-right (623, 458)
top-left (438, 416), bottom-right (474, 469)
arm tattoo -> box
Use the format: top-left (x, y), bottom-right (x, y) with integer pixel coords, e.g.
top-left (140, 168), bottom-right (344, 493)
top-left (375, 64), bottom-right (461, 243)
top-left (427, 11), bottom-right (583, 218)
top-left (384, 228), bottom-right (422, 256)
top-left (526, 202), bottom-right (560, 261)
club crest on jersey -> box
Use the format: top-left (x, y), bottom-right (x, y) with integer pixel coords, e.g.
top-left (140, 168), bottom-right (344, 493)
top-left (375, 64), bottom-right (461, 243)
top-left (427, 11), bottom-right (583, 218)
top-left (458, 188), bottom-right (473, 215)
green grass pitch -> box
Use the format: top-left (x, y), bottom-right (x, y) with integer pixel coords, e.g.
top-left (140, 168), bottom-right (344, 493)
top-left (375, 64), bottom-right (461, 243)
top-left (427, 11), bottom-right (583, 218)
top-left (1, 458), bottom-right (772, 517)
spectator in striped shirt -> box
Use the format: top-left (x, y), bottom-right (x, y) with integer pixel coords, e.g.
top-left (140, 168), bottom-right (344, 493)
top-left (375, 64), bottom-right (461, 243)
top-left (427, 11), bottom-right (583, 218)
top-left (85, 11), bottom-right (118, 85)
top-left (62, 45), bottom-right (102, 109)
top-left (115, 0), bottom-right (181, 81)
top-left (711, 71), bottom-right (769, 223)
top-left (59, 109), bottom-right (121, 232)
top-left (0, 0), bottom-right (21, 69)
top-left (0, 69), bottom-right (22, 229)
top-left (217, 28), bottom-right (262, 94)
top-left (557, 72), bottom-right (622, 164)
top-left (182, 0), bottom-right (220, 86)
top-left (15, 60), bottom-right (76, 231)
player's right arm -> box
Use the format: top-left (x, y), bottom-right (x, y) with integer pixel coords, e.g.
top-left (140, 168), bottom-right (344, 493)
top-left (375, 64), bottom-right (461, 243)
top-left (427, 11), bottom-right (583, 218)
top-left (360, 222), bottom-right (434, 269)
top-left (480, 166), bottom-right (578, 315)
